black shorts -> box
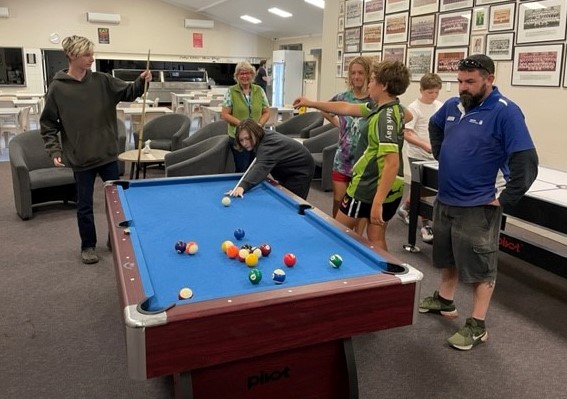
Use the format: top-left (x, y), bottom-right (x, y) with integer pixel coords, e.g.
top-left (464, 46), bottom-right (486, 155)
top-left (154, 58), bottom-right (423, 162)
top-left (339, 194), bottom-right (401, 221)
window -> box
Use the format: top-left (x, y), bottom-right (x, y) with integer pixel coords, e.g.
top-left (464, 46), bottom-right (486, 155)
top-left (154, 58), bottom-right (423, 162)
top-left (0, 47), bottom-right (25, 86)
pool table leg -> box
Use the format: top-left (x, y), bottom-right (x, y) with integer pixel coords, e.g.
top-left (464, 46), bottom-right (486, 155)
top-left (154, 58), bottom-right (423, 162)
top-left (344, 337), bottom-right (359, 399)
top-left (174, 372), bottom-right (194, 399)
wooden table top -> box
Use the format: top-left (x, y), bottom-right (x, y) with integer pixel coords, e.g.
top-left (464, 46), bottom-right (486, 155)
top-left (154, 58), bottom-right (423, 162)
top-left (118, 149), bottom-right (170, 163)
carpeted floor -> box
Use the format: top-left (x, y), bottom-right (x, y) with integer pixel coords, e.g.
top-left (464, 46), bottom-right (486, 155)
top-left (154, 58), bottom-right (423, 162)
top-left (1, 161), bottom-right (566, 399)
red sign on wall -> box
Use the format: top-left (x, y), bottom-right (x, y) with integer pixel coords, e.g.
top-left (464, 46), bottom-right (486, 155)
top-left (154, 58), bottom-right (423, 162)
top-left (193, 33), bottom-right (203, 48)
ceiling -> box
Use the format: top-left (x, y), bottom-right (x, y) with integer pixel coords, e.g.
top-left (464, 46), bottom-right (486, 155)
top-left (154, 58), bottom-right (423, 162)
top-left (161, 0), bottom-right (324, 40)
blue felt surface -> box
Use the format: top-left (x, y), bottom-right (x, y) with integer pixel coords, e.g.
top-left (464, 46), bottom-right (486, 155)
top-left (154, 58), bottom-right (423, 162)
top-left (118, 175), bottom-right (390, 311)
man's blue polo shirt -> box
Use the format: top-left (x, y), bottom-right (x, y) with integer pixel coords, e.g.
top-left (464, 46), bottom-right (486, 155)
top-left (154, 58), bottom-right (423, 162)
top-left (430, 86), bottom-right (535, 207)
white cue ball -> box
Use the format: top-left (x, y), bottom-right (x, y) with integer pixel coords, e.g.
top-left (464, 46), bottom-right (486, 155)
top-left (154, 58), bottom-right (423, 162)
top-left (222, 196), bottom-right (231, 207)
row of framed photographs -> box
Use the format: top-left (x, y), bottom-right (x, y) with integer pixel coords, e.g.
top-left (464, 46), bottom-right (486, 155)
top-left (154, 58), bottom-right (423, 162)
top-left (337, 43), bottom-right (566, 87)
top-left (337, 0), bottom-right (567, 50)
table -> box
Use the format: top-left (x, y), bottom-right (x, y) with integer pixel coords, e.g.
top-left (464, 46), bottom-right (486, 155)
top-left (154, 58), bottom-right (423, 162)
top-left (117, 149), bottom-right (170, 179)
top-left (405, 161), bottom-right (567, 278)
top-left (13, 98), bottom-right (42, 113)
top-left (105, 175), bottom-right (423, 399)
top-left (181, 98), bottom-right (212, 119)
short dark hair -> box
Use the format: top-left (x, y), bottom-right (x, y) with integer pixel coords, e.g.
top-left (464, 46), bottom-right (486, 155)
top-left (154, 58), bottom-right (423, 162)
top-left (458, 54), bottom-right (495, 76)
top-left (372, 60), bottom-right (411, 96)
top-left (234, 119), bottom-right (265, 151)
top-left (420, 73), bottom-right (442, 90)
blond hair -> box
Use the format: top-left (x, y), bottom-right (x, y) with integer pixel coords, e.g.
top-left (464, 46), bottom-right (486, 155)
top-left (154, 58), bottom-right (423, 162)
top-left (62, 35), bottom-right (94, 59)
top-left (347, 56), bottom-right (372, 91)
top-left (233, 61), bottom-right (256, 81)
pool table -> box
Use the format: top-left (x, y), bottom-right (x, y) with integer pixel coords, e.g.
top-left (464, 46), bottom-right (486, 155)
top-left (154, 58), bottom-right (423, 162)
top-left (105, 175), bottom-right (423, 399)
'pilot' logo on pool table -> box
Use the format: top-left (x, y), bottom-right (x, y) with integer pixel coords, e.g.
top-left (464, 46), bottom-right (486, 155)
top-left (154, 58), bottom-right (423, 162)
top-left (247, 366), bottom-right (291, 390)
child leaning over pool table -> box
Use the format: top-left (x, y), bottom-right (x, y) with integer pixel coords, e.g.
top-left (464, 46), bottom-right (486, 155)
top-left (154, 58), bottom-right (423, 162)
top-left (227, 119), bottom-right (315, 200)
top-left (293, 60), bottom-right (411, 251)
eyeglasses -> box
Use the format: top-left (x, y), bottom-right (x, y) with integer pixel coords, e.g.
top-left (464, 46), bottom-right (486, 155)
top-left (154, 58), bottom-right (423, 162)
top-left (458, 58), bottom-right (492, 74)
top-left (238, 71), bottom-right (252, 76)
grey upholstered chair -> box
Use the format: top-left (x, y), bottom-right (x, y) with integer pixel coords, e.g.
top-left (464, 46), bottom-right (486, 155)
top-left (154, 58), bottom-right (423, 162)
top-left (302, 127), bottom-right (339, 192)
top-left (181, 120), bottom-right (228, 148)
top-left (307, 122), bottom-right (335, 138)
top-left (9, 130), bottom-right (76, 220)
top-left (274, 112), bottom-right (324, 138)
top-left (133, 113), bottom-right (191, 151)
top-left (165, 135), bottom-right (235, 177)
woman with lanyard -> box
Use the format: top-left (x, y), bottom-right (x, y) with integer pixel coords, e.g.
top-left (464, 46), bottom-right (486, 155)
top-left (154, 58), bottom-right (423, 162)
top-left (221, 61), bottom-right (270, 172)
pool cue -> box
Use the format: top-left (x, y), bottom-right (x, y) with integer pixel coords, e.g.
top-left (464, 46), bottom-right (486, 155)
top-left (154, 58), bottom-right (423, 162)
top-left (230, 158), bottom-right (257, 196)
top-left (134, 50), bottom-right (151, 179)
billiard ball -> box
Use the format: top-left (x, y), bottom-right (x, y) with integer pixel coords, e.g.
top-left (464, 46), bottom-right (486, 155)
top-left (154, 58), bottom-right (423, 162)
top-left (259, 243), bottom-right (272, 256)
top-left (240, 243), bottom-right (253, 251)
top-left (226, 245), bottom-right (239, 259)
top-left (175, 240), bottom-right (186, 254)
top-left (283, 253), bottom-right (296, 267)
top-left (245, 253), bottom-right (259, 267)
top-left (329, 254), bottom-right (343, 268)
top-left (221, 196), bottom-right (231, 206)
top-left (272, 268), bottom-right (286, 284)
top-left (248, 269), bottom-right (262, 285)
top-left (221, 240), bottom-right (234, 253)
top-left (251, 247), bottom-right (263, 258)
top-left (178, 287), bottom-right (193, 300)
top-left (238, 248), bottom-right (249, 262)
top-left (185, 241), bottom-right (199, 255)
top-left (234, 228), bottom-right (245, 240)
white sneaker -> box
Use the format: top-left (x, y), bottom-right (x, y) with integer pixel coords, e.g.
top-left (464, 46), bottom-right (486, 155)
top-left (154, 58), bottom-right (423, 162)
top-left (397, 205), bottom-right (409, 225)
top-left (421, 225), bottom-right (434, 243)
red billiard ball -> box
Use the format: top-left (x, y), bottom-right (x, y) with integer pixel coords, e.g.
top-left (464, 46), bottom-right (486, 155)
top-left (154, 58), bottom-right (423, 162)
top-left (283, 253), bottom-right (296, 267)
top-left (260, 243), bottom-right (272, 257)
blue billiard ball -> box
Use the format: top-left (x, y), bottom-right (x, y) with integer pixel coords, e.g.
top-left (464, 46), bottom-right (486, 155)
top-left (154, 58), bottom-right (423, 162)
top-left (175, 240), bottom-right (186, 254)
top-left (272, 268), bottom-right (286, 284)
top-left (234, 228), bottom-right (245, 240)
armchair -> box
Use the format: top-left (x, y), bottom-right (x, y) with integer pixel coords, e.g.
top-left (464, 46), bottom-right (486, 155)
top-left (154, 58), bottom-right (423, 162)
top-left (275, 112), bottom-right (324, 138)
top-left (133, 113), bottom-right (191, 151)
top-left (165, 135), bottom-right (235, 177)
top-left (9, 130), bottom-right (76, 220)
top-left (302, 127), bottom-right (339, 192)
top-left (181, 120), bottom-right (228, 148)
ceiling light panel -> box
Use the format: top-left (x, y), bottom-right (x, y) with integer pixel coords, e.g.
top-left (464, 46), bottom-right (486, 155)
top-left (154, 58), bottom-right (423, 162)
top-left (268, 7), bottom-right (293, 18)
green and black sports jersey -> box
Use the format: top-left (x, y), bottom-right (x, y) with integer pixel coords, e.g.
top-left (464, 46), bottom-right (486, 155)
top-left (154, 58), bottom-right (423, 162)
top-left (346, 100), bottom-right (405, 204)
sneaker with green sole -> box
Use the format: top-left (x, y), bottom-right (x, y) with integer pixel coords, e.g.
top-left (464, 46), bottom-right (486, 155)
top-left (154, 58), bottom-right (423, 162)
top-left (448, 318), bottom-right (488, 351)
top-left (419, 291), bottom-right (458, 318)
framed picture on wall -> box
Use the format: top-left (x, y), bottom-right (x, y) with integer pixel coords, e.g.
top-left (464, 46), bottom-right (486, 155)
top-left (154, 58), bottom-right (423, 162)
top-left (410, 0), bottom-right (439, 16)
top-left (337, 48), bottom-right (344, 63)
top-left (517, 0), bottom-right (567, 44)
top-left (475, 0), bottom-right (509, 5)
top-left (364, 0), bottom-right (385, 23)
top-left (363, 51), bottom-right (382, 63)
top-left (406, 46), bottom-right (435, 80)
top-left (409, 14), bottom-right (436, 46)
top-left (470, 34), bottom-right (486, 54)
top-left (384, 12), bottom-right (409, 43)
top-left (437, 10), bottom-right (472, 47)
top-left (338, 32), bottom-right (344, 48)
top-left (512, 44), bottom-right (563, 86)
top-left (337, 62), bottom-right (344, 78)
top-left (362, 23), bottom-right (384, 51)
top-left (488, 2), bottom-right (515, 32)
top-left (435, 47), bottom-right (468, 81)
top-left (382, 44), bottom-right (407, 62)
top-left (386, 0), bottom-right (410, 14)
top-left (439, 0), bottom-right (473, 12)
top-left (472, 7), bottom-right (489, 31)
top-left (345, 27), bottom-right (362, 52)
top-left (339, 1), bottom-right (346, 16)
top-left (486, 32), bottom-right (514, 60)
top-left (345, 0), bottom-right (364, 28)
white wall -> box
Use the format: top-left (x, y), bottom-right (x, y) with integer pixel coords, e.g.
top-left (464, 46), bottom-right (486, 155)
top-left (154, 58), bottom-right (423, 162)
top-left (321, 0), bottom-right (567, 170)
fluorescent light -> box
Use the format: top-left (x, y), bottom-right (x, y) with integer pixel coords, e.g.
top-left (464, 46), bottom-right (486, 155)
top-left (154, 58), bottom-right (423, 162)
top-left (240, 15), bottom-right (262, 24)
top-left (304, 0), bottom-right (325, 9)
top-left (268, 7), bottom-right (292, 18)
top-left (523, 2), bottom-right (545, 9)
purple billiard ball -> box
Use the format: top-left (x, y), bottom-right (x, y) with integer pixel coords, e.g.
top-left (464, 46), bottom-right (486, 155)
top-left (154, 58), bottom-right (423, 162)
top-left (234, 228), bottom-right (245, 240)
top-left (175, 240), bottom-right (186, 254)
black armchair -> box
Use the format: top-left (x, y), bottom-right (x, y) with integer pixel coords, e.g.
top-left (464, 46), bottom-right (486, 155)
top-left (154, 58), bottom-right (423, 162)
top-left (9, 130), bottom-right (76, 220)
top-left (275, 112), bottom-right (324, 138)
top-left (133, 113), bottom-right (191, 151)
top-left (182, 120), bottom-right (228, 148)
top-left (165, 135), bottom-right (235, 177)
top-left (302, 127), bottom-right (339, 192)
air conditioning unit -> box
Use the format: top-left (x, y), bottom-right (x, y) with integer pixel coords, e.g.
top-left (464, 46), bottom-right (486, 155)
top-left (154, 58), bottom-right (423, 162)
top-left (184, 19), bottom-right (214, 29)
top-left (86, 12), bottom-right (121, 24)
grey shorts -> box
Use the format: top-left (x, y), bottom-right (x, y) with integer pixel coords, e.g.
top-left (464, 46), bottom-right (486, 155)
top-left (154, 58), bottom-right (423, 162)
top-left (432, 201), bottom-right (503, 284)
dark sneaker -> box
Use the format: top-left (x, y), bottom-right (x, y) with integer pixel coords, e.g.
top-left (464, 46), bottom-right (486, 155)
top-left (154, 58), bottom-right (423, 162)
top-left (421, 225), bottom-right (434, 243)
top-left (81, 247), bottom-right (99, 264)
top-left (419, 291), bottom-right (458, 318)
top-left (397, 205), bottom-right (409, 225)
top-left (448, 318), bottom-right (488, 350)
